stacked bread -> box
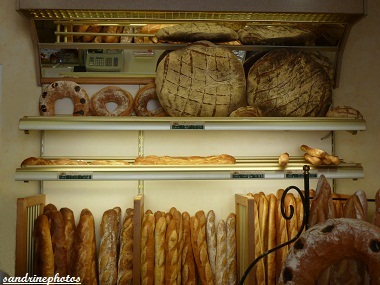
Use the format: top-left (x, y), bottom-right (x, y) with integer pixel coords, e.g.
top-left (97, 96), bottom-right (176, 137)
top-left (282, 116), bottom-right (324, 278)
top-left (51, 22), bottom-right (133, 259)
top-left (300, 144), bottom-right (340, 166)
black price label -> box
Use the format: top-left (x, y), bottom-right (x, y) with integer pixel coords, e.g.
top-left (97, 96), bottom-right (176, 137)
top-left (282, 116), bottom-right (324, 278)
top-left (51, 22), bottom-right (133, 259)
top-left (285, 171), bottom-right (317, 179)
top-left (171, 121), bottom-right (205, 130)
top-left (231, 171), bottom-right (265, 179)
top-left (58, 172), bottom-right (93, 180)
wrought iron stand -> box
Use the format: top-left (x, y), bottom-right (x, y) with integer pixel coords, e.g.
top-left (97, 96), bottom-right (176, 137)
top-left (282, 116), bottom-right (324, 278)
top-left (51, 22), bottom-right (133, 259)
top-left (239, 165), bottom-right (311, 285)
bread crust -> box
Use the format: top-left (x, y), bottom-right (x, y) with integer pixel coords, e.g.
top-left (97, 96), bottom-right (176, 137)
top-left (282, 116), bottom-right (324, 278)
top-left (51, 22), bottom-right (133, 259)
top-left (215, 220), bottom-right (228, 284)
top-left (91, 86), bottom-right (134, 116)
top-left (50, 210), bottom-right (68, 275)
top-left (190, 211), bottom-right (214, 285)
top-left (117, 208), bottom-right (134, 285)
top-left (181, 212), bottom-right (197, 285)
top-left (39, 81), bottom-right (90, 116)
top-left (141, 212), bottom-right (155, 285)
top-left (206, 210), bottom-right (217, 282)
top-left (72, 209), bottom-right (98, 285)
top-left (34, 214), bottom-right (55, 277)
top-left (134, 154), bottom-right (236, 165)
top-left (134, 83), bottom-right (167, 117)
top-left (60, 207), bottom-right (76, 275)
top-left (99, 209), bottom-right (119, 285)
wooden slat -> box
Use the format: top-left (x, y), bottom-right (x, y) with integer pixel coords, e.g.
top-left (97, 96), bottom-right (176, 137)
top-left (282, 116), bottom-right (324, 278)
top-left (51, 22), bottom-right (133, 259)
top-left (15, 194), bottom-right (46, 277)
top-left (235, 194), bottom-right (256, 285)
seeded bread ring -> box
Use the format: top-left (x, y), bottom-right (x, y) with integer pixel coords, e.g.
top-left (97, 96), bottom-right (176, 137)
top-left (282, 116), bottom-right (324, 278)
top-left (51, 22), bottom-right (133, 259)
top-left (91, 86), bottom-right (133, 116)
top-left (134, 84), bottom-right (167, 117)
top-left (39, 81), bottom-right (90, 116)
top-left (278, 218), bottom-right (380, 285)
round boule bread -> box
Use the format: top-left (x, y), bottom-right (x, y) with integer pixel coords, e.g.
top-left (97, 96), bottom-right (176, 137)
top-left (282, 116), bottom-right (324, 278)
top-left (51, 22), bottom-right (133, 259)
top-left (155, 41), bottom-right (247, 117)
top-left (247, 49), bottom-right (332, 117)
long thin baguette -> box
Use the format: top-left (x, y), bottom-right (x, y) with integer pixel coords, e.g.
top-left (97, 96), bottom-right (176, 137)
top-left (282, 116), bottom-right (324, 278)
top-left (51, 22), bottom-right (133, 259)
top-left (34, 214), bottom-right (55, 277)
top-left (99, 209), bottom-right (119, 285)
top-left (266, 194), bottom-right (277, 285)
top-left (50, 210), bottom-right (68, 275)
top-left (165, 218), bottom-right (179, 285)
top-left (141, 213), bottom-right (155, 285)
top-left (182, 212), bottom-right (197, 285)
top-left (215, 220), bottom-right (228, 285)
top-left (226, 213), bottom-right (237, 285)
top-left (190, 211), bottom-right (214, 285)
top-left (60, 207), bottom-right (76, 275)
top-left (117, 208), bottom-right (134, 285)
top-left (155, 216), bottom-right (167, 285)
top-left (206, 210), bottom-right (217, 283)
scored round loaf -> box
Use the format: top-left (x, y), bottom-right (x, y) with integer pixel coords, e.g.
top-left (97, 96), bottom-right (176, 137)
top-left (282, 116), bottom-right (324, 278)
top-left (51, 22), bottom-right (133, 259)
top-left (247, 48), bottom-right (332, 117)
top-left (155, 41), bottom-right (247, 117)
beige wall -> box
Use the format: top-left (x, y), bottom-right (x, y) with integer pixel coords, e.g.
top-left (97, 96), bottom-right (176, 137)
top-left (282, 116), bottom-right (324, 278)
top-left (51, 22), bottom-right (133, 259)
top-left (0, 0), bottom-right (379, 276)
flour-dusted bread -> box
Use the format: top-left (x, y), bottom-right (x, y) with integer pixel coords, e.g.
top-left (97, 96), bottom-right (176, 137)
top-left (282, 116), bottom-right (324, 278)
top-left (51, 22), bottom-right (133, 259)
top-left (99, 209), bottom-right (119, 285)
top-left (238, 25), bottom-right (316, 46)
top-left (156, 23), bottom-right (238, 43)
top-left (247, 48), bottom-right (332, 117)
top-left (155, 41), bottom-right (247, 117)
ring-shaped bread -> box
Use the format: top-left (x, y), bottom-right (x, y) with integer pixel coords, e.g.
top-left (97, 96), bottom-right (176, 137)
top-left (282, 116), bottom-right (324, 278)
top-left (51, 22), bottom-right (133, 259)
top-left (91, 86), bottom-right (133, 116)
top-left (39, 81), bottom-right (90, 116)
top-left (134, 83), bottom-right (167, 117)
top-left (278, 218), bottom-right (380, 285)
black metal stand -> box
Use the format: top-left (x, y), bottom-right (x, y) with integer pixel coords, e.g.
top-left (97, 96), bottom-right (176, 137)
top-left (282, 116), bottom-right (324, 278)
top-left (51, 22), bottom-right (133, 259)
top-left (238, 165), bottom-right (311, 285)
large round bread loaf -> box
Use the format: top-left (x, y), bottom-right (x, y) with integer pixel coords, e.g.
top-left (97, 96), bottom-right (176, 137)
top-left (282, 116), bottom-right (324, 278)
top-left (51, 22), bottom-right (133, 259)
top-left (155, 41), bottom-right (247, 117)
top-left (247, 49), bottom-right (332, 117)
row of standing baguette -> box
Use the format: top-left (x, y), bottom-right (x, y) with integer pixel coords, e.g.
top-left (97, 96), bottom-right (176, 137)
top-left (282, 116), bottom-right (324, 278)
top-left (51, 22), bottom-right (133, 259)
top-left (248, 175), bottom-right (380, 285)
top-left (33, 203), bottom-right (237, 285)
top-left (139, 208), bottom-right (237, 285)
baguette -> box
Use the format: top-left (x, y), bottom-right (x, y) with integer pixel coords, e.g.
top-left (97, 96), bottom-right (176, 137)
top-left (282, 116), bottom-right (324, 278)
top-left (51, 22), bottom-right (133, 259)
top-left (308, 175), bottom-right (332, 227)
top-left (190, 211), bottom-right (214, 285)
top-left (266, 194), bottom-right (277, 285)
top-left (252, 197), bottom-right (265, 285)
top-left (155, 216), bottom-right (167, 285)
top-left (134, 154), bottom-right (236, 165)
top-left (215, 220), bottom-right (228, 285)
top-left (60, 207), bottom-right (76, 275)
top-left (303, 153), bottom-right (323, 165)
top-left (284, 193), bottom-right (298, 247)
top-left (117, 208), bottom-right (134, 285)
top-left (173, 210), bottom-right (183, 285)
top-left (34, 214), bottom-right (55, 277)
top-left (206, 210), bottom-right (217, 282)
top-left (226, 213), bottom-right (237, 285)
top-left (165, 218), bottom-right (179, 285)
top-left (278, 152), bottom-right (289, 167)
top-left (50, 210), bottom-right (68, 275)
top-left (181, 212), bottom-right (197, 285)
top-left (99, 209), bottom-right (119, 285)
top-left (141, 212), bottom-right (155, 285)
top-left (275, 190), bottom-right (288, 282)
top-left (72, 209), bottom-right (98, 285)
top-left (300, 144), bottom-right (326, 158)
